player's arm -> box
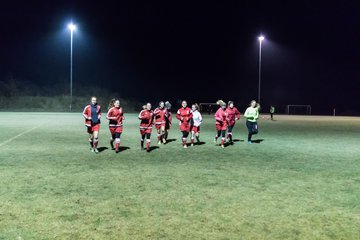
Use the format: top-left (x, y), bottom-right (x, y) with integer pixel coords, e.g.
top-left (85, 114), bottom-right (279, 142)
top-left (82, 106), bottom-right (91, 120)
top-left (176, 110), bottom-right (183, 121)
top-left (98, 106), bottom-right (102, 119)
top-left (138, 110), bottom-right (144, 120)
top-left (235, 108), bottom-right (241, 120)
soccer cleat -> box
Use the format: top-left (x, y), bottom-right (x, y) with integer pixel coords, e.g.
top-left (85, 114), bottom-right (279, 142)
top-left (162, 138), bottom-right (167, 144)
top-left (91, 148), bottom-right (95, 153)
top-left (221, 144), bottom-right (225, 148)
top-left (191, 143), bottom-right (194, 147)
top-left (94, 148), bottom-right (99, 153)
top-left (158, 141), bottom-right (162, 145)
top-left (183, 144), bottom-right (188, 149)
top-left (248, 141), bottom-right (252, 144)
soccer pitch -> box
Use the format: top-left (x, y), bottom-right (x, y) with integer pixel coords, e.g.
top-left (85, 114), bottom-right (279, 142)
top-left (0, 112), bottom-right (360, 239)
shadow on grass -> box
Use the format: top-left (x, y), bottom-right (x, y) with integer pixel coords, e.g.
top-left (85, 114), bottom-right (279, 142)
top-left (233, 139), bottom-right (244, 142)
top-left (164, 139), bottom-right (177, 144)
top-left (195, 141), bottom-right (206, 145)
top-left (147, 146), bottom-right (160, 152)
top-left (119, 146), bottom-right (130, 152)
top-left (252, 139), bottom-right (264, 144)
top-left (98, 147), bottom-right (108, 152)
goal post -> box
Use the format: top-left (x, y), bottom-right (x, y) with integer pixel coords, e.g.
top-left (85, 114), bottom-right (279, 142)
top-left (286, 105), bottom-right (312, 115)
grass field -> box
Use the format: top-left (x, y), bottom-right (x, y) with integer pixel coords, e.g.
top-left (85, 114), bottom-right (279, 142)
top-left (0, 112), bottom-right (360, 239)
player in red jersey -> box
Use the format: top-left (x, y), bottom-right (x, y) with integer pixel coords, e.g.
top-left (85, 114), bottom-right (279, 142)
top-left (225, 101), bottom-right (241, 144)
top-left (106, 99), bottom-right (124, 153)
top-left (82, 96), bottom-right (101, 153)
top-left (164, 101), bottom-right (172, 141)
top-left (176, 100), bottom-right (193, 148)
top-left (214, 100), bottom-right (228, 148)
top-left (154, 101), bottom-right (168, 144)
top-left (139, 103), bottom-right (154, 152)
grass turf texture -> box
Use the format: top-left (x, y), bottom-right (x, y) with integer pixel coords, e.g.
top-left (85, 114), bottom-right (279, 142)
top-left (0, 112), bottom-right (360, 239)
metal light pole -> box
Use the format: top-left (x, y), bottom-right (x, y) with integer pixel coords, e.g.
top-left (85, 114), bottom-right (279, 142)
top-left (68, 23), bottom-right (76, 112)
top-left (258, 35), bottom-right (264, 103)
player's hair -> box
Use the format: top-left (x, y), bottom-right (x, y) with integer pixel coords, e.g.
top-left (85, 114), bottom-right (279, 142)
top-left (249, 100), bottom-right (256, 106)
top-left (192, 103), bottom-right (199, 110)
top-left (165, 101), bottom-right (172, 109)
top-left (228, 101), bottom-right (234, 106)
top-left (216, 100), bottom-right (226, 106)
top-left (142, 105), bottom-right (146, 110)
top-left (159, 101), bottom-right (164, 107)
top-left (108, 98), bottom-right (116, 109)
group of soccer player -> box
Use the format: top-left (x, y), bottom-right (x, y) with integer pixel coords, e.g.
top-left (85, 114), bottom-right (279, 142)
top-left (82, 96), bottom-right (260, 153)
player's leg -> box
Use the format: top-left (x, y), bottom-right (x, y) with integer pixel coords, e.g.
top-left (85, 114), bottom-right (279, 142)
top-left (161, 125), bottom-right (166, 143)
top-left (221, 129), bottom-right (226, 148)
top-left (146, 132), bottom-right (151, 152)
top-left (246, 121), bottom-right (253, 143)
top-left (88, 132), bottom-right (94, 151)
top-left (190, 130), bottom-right (195, 146)
top-left (182, 131), bottom-right (188, 148)
top-left (93, 130), bottom-right (99, 153)
top-left (157, 126), bottom-right (162, 144)
top-left (115, 132), bottom-right (121, 153)
top-left (140, 132), bottom-right (145, 150)
top-left (227, 125), bottom-right (233, 143)
top-left (215, 128), bottom-right (221, 144)
top-left (195, 127), bottom-right (200, 142)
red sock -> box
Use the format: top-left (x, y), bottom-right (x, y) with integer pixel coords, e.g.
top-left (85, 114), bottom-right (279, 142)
top-left (93, 140), bottom-right (98, 149)
top-left (158, 135), bottom-right (161, 141)
top-left (221, 138), bottom-right (225, 145)
top-left (191, 138), bottom-right (194, 144)
top-left (146, 141), bottom-right (150, 151)
top-left (115, 143), bottom-right (120, 152)
top-left (182, 138), bottom-right (187, 146)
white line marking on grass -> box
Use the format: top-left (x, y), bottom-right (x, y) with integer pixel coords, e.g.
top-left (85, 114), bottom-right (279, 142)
top-left (0, 123), bottom-right (45, 147)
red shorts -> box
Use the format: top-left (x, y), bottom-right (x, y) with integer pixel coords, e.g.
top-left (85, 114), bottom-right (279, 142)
top-left (155, 123), bottom-right (166, 130)
top-left (87, 124), bottom-right (100, 133)
top-left (216, 123), bottom-right (227, 131)
top-left (191, 126), bottom-right (200, 133)
top-left (109, 126), bottom-right (123, 135)
top-left (140, 127), bottom-right (152, 135)
top-left (179, 122), bottom-right (191, 132)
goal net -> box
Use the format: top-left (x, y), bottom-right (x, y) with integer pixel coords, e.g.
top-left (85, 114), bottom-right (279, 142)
top-left (199, 103), bottom-right (217, 114)
top-left (286, 105), bottom-right (312, 115)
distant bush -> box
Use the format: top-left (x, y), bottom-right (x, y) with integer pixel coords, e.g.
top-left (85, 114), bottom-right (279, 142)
top-left (0, 96), bottom-right (141, 113)
top-left (0, 76), bottom-right (142, 112)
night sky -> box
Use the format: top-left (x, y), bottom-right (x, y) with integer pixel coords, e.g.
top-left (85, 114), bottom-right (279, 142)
top-left (1, 1), bottom-right (360, 114)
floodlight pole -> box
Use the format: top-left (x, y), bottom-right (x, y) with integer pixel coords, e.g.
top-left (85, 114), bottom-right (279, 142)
top-left (69, 27), bottom-right (74, 112)
top-left (258, 36), bottom-right (264, 103)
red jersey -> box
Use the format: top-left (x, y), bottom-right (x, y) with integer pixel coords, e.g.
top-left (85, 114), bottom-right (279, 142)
top-left (139, 109), bottom-right (154, 129)
top-left (106, 107), bottom-right (124, 127)
top-left (176, 107), bottom-right (193, 132)
top-left (215, 107), bottom-right (228, 130)
top-left (226, 107), bottom-right (241, 126)
top-left (82, 104), bottom-right (101, 127)
top-left (176, 107), bottom-right (192, 123)
top-left (153, 107), bottom-right (168, 125)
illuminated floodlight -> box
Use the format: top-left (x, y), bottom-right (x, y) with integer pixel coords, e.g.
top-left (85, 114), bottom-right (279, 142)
top-left (68, 23), bottom-right (76, 32)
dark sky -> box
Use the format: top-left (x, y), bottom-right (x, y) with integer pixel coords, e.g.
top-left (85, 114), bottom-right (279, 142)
top-left (1, 1), bottom-right (360, 113)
